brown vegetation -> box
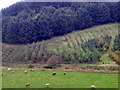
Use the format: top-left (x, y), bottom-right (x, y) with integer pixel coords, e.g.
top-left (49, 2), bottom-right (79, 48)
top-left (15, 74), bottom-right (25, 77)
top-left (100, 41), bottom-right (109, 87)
top-left (109, 51), bottom-right (120, 65)
top-left (46, 55), bottom-right (62, 68)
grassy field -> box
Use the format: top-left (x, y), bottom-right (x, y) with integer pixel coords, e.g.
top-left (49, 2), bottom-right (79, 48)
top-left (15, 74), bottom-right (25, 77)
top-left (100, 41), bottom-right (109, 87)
top-left (2, 69), bottom-right (119, 88)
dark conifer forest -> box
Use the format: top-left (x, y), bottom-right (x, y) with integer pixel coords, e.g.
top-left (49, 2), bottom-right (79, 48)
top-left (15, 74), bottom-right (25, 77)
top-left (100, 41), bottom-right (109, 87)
top-left (1, 2), bottom-right (119, 44)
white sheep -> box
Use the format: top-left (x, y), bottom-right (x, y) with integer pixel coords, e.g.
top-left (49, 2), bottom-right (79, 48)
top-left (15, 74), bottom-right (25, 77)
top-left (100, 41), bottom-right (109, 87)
top-left (91, 85), bottom-right (96, 88)
top-left (45, 83), bottom-right (50, 87)
top-left (25, 70), bottom-right (27, 74)
top-left (7, 68), bottom-right (11, 71)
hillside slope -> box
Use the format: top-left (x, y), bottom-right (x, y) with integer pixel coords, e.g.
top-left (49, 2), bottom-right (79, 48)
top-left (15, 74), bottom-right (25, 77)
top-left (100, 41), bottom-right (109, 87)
top-left (2, 24), bottom-right (119, 65)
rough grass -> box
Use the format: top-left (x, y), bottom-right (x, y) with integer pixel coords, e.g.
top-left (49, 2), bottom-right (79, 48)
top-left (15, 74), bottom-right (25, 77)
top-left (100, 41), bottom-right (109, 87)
top-left (2, 69), bottom-right (118, 88)
top-left (99, 53), bottom-right (115, 65)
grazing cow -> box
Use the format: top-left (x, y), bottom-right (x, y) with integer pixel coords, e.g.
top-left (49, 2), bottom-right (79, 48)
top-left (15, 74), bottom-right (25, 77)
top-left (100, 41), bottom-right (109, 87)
top-left (91, 85), bottom-right (96, 88)
top-left (63, 72), bottom-right (66, 76)
top-left (26, 83), bottom-right (30, 87)
top-left (52, 72), bottom-right (56, 76)
top-left (45, 83), bottom-right (50, 87)
top-left (11, 71), bottom-right (15, 74)
top-left (7, 68), bottom-right (11, 71)
top-left (30, 69), bottom-right (35, 72)
top-left (1, 73), bottom-right (3, 76)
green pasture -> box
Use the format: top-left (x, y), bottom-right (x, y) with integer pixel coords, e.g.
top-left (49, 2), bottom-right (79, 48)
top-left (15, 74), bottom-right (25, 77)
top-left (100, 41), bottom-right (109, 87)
top-left (2, 69), bottom-right (119, 88)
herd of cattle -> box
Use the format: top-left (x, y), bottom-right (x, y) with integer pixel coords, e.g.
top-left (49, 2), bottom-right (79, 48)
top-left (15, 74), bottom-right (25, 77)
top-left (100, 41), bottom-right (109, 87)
top-left (1, 68), bottom-right (96, 88)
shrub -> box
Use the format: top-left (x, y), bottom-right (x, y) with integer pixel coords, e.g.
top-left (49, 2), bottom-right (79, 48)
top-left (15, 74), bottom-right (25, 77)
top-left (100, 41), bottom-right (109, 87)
top-left (65, 67), bottom-right (69, 69)
top-left (44, 66), bottom-right (53, 69)
top-left (46, 55), bottom-right (62, 68)
top-left (28, 64), bottom-right (34, 68)
top-left (41, 69), bottom-right (45, 71)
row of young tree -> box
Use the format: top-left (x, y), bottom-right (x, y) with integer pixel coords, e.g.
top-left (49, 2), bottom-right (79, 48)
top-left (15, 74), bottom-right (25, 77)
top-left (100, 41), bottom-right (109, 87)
top-left (2, 28), bottom-right (119, 67)
top-left (2, 32), bottom-right (116, 65)
top-left (112, 34), bottom-right (120, 51)
top-left (2, 2), bottom-right (119, 44)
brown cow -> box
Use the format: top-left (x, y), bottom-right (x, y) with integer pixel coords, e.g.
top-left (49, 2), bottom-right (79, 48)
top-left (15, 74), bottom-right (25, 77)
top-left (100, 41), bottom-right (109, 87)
top-left (11, 71), bottom-right (15, 74)
top-left (1, 73), bottom-right (3, 76)
top-left (30, 69), bottom-right (35, 72)
top-left (26, 83), bottom-right (30, 87)
top-left (52, 72), bottom-right (56, 76)
top-left (63, 72), bottom-right (66, 76)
